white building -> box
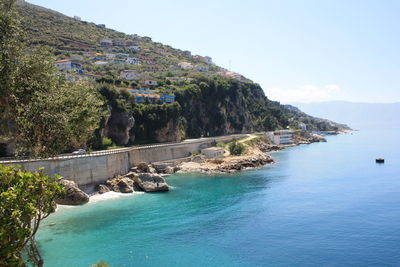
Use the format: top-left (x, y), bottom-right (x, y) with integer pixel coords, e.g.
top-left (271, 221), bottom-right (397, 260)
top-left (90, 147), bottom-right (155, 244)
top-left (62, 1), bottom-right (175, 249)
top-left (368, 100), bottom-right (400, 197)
top-left (128, 45), bottom-right (140, 52)
top-left (299, 123), bottom-right (307, 131)
top-left (73, 16), bottom-right (81, 21)
top-left (268, 130), bottom-right (294, 145)
top-left (178, 62), bottom-right (193, 70)
top-left (126, 57), bottom-right (141, 65)
top-left (201, 147), bottom-right (225, 158)
top-left (54, 59), bottom-right (81, 71)
top-left (120, 70), bottom-right (140, 80)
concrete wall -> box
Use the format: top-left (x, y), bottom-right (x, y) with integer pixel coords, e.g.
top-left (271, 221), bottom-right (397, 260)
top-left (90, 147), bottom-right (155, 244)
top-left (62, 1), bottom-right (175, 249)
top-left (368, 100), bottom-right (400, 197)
top-left (0, 135), bottom-right (245, 187)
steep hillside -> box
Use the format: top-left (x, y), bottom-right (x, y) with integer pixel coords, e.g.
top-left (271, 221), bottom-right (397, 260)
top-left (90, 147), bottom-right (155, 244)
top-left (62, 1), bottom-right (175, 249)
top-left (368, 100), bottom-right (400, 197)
top-left (14, 1), bottom-right (349, 148)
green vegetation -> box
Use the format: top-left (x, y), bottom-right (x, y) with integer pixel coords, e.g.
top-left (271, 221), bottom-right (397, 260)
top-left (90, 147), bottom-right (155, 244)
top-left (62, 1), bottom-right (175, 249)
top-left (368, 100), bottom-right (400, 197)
top-left (228, 140), bottom-right (246, 156)
top-left (0, 165), bottom-right (64, 267)
top-left (1, 0), bottom-right (104, 157)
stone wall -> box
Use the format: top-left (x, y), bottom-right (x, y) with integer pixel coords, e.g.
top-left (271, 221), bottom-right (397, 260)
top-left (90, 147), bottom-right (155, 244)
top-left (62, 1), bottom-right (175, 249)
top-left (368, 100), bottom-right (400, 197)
top-left (0, 135), bottom-right (246, 187)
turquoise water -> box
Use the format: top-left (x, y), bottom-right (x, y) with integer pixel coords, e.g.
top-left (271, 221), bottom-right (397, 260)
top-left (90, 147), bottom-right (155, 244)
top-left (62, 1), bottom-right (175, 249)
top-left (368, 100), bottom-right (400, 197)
top-left (37, 127), bottom-right (400, 266)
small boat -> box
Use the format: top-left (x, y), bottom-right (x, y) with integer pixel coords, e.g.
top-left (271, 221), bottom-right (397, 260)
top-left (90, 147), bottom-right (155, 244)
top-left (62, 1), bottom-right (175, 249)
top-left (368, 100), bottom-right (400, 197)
top-left (376, 158), bottom-right (385, 163)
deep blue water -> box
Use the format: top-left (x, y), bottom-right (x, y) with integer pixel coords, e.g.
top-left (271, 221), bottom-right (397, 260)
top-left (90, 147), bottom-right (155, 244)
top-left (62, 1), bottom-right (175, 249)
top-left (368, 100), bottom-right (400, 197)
top-left (37, 127), bottom-right (400, 266)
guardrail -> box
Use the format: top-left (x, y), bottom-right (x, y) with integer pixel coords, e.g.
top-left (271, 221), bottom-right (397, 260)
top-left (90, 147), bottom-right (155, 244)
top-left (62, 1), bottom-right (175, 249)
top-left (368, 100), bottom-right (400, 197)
top-left (0, 134), bottom-right (249, 164)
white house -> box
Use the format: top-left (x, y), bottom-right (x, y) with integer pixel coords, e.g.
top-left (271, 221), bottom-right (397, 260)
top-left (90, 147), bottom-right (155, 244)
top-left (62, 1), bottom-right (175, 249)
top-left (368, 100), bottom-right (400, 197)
top-left (201, 147), bottom-right (225, 159)
top-left (54, 59), bottom-right (81, 71)
top-left (299, 123), bottom-right (307, 131)
top-left (126, 57), bottom-right (141, 65)
top-left (120, 70), bottom-right (140, 80)
top-left (128, 45), bottom-right (140, 52)
top-left (268, 130), bottom-right (294, 145)
top-left (73, 16), bottom-right (81, 21)
top-left (178, 62), bottom-right (193, 70)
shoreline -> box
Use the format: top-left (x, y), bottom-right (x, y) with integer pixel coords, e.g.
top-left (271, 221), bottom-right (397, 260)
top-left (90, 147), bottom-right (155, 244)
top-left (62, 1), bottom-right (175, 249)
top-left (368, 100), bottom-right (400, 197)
top-left (56, 131), bottom-right (342, 207)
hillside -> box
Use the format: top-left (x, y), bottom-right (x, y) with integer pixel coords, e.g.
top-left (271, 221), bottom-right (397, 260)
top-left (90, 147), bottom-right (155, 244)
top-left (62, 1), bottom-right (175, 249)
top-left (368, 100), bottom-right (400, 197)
top-left (13, 1), bottom-right (349, 149)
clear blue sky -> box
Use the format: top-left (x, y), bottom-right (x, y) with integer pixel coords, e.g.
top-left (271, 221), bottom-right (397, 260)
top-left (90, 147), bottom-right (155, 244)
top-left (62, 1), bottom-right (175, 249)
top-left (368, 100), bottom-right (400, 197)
top-left (28, 0), bottom-right (400, 103)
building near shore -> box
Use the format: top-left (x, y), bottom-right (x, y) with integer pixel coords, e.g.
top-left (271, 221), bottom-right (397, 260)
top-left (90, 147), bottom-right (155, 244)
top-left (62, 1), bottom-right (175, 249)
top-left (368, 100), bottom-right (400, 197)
top-left (268, 130), bottom-right (294, 145)
top-left (201, 147), bottom-right (225, 158)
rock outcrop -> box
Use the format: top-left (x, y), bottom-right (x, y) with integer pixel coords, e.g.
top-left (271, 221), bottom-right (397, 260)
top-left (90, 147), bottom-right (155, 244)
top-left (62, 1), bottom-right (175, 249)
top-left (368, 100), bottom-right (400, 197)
top-left (103, 107), bottom-right (135, 145)
top-left (105, 176), bottom-right (137, 193)
top-left (133, 173), bottom-right (169, 192)
top-left (97, 184), bottom-right (110, 194)
top-left (57, 179), bottom-right (90, 205)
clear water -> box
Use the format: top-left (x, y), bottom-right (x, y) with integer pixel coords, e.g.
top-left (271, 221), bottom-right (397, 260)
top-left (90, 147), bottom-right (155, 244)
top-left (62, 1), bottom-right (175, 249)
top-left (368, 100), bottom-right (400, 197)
top-left (37, 127), bottom-right (400, 267)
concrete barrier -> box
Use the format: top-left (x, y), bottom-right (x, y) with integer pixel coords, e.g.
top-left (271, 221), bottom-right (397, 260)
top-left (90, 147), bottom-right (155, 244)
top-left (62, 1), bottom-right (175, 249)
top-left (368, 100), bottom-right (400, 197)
top-left (0, 134), bottom-right (247, 187)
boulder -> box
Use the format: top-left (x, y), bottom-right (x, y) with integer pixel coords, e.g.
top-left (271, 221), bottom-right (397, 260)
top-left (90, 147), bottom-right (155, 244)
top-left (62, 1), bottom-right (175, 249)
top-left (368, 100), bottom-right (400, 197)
top-left (133, 173), bottom-right (169, 192)
top-left (117, 178), bottom-right (134, 193)
top-left (137, 162), bottom-right (150, 173)
top-left (57, 179), bottom-right (89, 205)
top-left (106, 176), bottom-right (136, 193)
top-left (97, 184), bottom-right (110, 194)
top-left (164, 166), bottom-right (175, 174)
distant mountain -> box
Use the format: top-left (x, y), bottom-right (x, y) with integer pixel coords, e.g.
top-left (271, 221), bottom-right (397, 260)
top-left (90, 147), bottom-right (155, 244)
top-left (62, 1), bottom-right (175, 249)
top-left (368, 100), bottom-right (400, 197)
top-left (290, 101), bottom-right (400, 129)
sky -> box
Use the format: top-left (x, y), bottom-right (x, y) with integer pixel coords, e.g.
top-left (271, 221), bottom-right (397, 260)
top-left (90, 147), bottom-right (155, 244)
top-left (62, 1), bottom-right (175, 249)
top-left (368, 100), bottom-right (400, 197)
top-left (27, 0), bottom-right (400, 103)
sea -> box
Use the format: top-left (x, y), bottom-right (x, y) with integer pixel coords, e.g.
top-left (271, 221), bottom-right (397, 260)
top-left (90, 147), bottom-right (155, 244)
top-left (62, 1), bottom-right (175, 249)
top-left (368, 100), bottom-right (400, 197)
top-left (37, 126), bottom-right (400, 267)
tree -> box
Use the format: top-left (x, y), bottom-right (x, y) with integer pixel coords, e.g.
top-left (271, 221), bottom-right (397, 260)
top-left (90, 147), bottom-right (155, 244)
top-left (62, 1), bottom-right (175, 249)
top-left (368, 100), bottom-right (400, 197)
top-left (0, 0), bottom-right (105, 157)
top-left (0, 165), bottom-right (64, 267)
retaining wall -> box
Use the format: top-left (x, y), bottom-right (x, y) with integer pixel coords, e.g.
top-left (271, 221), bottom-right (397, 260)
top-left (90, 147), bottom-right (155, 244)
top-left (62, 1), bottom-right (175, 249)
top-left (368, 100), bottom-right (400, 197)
top-left (0, 134), bottom-right (246, 187)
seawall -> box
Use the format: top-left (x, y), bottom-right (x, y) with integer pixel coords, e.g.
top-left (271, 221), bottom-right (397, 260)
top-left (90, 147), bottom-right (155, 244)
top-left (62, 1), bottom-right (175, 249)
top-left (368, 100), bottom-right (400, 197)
top-left (0, 134), bottom-right (246, 187)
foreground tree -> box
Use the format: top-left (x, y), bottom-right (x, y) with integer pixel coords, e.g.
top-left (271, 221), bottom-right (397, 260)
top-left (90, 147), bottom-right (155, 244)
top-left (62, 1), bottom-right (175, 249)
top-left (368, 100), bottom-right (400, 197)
top-left (0, 0), bottom-right (104, 157)
top-left (0, 165), bottom-right (64, 266)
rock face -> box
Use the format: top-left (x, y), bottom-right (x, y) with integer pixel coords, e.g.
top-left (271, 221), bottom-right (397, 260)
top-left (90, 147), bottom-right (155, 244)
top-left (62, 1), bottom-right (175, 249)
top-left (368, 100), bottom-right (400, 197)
top-left (97, 184), bottom-right (110, 194)
top-left (105, 176), bottom-right (136, 193)
top-left (57, 179), bottom-right (89, 205)
top-left (103, 107), bottom-right (135, 145)
top-left (133, 173), bottom-right (169, 192)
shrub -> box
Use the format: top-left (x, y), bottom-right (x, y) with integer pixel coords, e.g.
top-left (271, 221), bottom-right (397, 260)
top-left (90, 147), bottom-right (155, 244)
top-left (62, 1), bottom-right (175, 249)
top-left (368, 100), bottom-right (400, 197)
top-left (228, 140), bottom-right (245, 156)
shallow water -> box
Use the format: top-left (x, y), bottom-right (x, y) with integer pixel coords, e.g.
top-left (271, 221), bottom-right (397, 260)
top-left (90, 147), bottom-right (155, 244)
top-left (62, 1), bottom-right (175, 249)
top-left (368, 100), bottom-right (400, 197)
top-left (37, 127), bottom-right (400, 266)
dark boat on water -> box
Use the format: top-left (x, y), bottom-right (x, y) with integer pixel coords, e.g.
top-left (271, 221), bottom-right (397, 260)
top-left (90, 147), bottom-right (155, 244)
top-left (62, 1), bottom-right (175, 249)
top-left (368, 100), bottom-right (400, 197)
top-left (376, 158), bottom-right (385, 163)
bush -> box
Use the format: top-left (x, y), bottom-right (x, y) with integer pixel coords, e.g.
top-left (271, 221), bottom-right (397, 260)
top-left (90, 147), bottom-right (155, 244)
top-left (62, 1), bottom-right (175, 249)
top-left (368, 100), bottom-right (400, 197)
top-left (216, 142), bottom-right (225, 148)
top-left (228, 140), bottom-right (245, 156)
top-left (101, 137), bottom-right (113, 149)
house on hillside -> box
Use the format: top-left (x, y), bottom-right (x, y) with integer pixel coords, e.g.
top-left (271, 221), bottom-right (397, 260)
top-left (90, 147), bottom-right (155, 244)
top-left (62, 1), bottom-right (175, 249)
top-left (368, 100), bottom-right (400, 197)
top-left (120, 70), bottom-right (141, 80)
top-left (136, 56), bottom-right (156, 65)
top-left (97, 24), bottom-right (106, 28)
top-left (113, 39), bottom-right (126, 46)
top-left (128, 45), bottom-right (140, 52)
top-left (100, 39), bottom-right (113, 46)
top-left (126, 57), bottom-right (141, 65)
top-left (73, 16), bottom-right (81, 21)
top-left (196, 65), bottom-right (209, 72)
top-left (54, 59), bottom-right (82, 71)
top-left (178, 62), bottom-right (193, 70)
